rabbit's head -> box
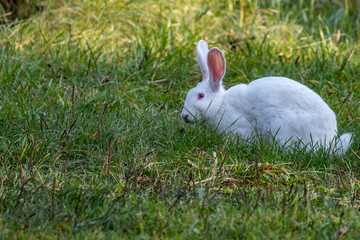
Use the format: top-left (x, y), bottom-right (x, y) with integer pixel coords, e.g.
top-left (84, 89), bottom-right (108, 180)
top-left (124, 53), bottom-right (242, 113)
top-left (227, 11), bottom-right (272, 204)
top-left (181, 40), bottom-right (226, 123)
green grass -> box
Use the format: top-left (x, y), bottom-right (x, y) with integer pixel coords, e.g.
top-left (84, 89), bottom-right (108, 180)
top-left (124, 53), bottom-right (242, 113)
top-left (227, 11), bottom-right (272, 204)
top-left (0, 0), bottom-right (359, 238)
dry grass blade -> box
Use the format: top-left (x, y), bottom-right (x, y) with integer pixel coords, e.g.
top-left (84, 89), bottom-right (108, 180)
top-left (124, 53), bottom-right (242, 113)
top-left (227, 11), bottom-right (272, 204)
top-left (105, 137), bottom-right (113, 176)
top-left (97, 102), bottom-right (109, 144)
top-left (339, 47), bottom-right (354, 72)
top-left (29, 135), bottom-right (38, 174)
top-left (15, 178), bottom-right (33, 209)
top-left (339, 92), bottom-right (352, 110)
top-left (351, 149), bottom-right (360, 160)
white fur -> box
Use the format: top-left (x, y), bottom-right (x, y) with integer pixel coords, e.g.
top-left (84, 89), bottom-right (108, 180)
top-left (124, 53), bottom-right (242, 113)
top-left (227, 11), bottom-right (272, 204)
top-left (181, 40), bottom-right (353, 153)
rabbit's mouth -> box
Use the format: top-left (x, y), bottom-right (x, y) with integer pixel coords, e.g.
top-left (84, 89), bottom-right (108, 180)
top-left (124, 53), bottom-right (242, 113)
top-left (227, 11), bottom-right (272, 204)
top-left (181, 113), bottom-right (191, 123)
top-left (181, 108), bottom-right (197, 123)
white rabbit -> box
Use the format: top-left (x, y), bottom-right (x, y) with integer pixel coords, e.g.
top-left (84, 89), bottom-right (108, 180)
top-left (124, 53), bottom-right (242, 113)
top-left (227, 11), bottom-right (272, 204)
top-left (181, 40), bottom-right (353, 153)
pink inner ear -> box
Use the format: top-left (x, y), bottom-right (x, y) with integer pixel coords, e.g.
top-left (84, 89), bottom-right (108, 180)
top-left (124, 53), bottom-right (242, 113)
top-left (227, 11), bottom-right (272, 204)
top-left (207, 49), bottom-right (225, 88)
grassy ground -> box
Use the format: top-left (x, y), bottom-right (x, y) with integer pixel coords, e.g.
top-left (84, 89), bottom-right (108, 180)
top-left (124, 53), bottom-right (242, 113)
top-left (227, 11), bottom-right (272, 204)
top-left (0, 0), bottom-right (360, 239)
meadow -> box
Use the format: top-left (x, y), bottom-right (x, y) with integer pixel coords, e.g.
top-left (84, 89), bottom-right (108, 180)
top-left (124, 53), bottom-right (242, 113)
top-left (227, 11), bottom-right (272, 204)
top-left (0, 0), bottom-right (360, 238)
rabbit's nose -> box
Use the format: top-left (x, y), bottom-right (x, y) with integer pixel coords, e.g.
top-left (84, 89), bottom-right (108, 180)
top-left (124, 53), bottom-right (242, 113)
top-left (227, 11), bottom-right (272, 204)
top-left (182, 113), bottom-right (190, 123)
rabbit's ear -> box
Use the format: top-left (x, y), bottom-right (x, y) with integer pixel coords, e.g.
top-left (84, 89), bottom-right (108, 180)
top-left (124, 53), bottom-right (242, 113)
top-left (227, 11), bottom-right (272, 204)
top-left (196, 40), bottom-right (209, 80)
top-left (207, 47), bottom-right (226, 92)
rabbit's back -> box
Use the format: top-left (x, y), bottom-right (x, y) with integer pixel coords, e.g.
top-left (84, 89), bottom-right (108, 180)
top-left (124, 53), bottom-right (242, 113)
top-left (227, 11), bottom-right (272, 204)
top-left (227, 77), bottom-right (337, 147)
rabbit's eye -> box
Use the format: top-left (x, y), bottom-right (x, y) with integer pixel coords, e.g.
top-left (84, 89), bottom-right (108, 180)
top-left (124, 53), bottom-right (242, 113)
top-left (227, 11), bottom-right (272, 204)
top-left (197, 93), bottom-right (205, 100)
